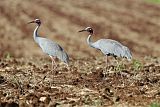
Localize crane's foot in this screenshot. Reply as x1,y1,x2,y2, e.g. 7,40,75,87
39,67,56,83
65,63,70,71
51,66,59,75
36,71,50,84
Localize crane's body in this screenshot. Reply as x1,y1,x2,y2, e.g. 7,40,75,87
39,38,68,62
28,19,69,70
79,27,132,64
88,38,132,60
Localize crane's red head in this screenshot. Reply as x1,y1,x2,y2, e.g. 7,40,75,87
78,27,93,34
28,19,41,25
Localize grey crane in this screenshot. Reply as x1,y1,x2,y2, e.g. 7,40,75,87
79,27,132,64
28,19,69,70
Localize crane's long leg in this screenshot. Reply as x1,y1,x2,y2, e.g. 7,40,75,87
103,56,108,79
104,56,113,78
105,56,109,67
42,56,57,82
50,56,57,71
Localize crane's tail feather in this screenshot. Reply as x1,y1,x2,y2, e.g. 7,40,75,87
56,51,69,65
124,47,132,61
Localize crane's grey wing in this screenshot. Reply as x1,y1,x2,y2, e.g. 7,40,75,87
37,38,69,64
37,38,63,54
93,39,132,60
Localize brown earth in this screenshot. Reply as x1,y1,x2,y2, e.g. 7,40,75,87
0,0,160,106
0,57,160,107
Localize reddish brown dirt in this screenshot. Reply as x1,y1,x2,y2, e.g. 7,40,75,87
0,57,160,107
0,0,160,58
0,0,160,106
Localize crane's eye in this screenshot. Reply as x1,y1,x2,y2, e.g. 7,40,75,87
89,28,92,32
87,28,93,33
36,20,41,24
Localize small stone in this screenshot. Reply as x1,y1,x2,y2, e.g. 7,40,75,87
39,97,47,102
28,89,34,93
96,66,100,70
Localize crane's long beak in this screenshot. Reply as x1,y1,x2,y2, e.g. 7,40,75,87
27,20,35,24
78,29,86,32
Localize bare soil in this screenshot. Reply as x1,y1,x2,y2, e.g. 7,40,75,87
0,57,160,107
0,0,160,106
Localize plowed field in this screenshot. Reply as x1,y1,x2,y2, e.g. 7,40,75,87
0,0,160,106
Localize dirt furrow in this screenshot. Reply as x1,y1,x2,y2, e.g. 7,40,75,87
67,0,160,56
37,0,160,56
109,0,160,19
102,0,160,41
68,0,160,45
0,0,159,58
